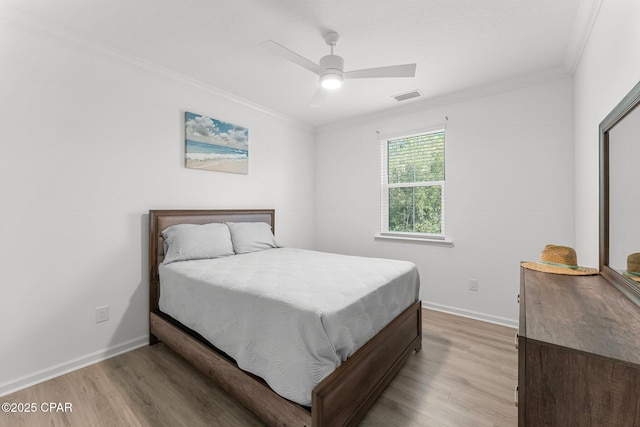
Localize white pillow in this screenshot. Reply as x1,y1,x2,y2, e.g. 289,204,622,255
162,223,234,264
226,222,280,254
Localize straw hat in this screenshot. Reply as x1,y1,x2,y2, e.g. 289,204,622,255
521,244,598,275
624,253,640,282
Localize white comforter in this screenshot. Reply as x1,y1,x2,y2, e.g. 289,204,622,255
158,247,420,406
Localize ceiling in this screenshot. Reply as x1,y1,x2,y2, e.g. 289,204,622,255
1,0,594,128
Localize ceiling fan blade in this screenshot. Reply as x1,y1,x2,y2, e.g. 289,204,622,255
308,87,329,108
260,40,324,75
344,63,416,79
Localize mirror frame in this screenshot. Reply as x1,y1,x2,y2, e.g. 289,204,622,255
599,79,640,302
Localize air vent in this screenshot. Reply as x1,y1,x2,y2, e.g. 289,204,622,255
393,90,422,102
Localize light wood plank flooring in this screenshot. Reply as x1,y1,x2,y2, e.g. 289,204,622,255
1,309,517,426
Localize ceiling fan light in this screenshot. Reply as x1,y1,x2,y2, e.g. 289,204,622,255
320,73,343,90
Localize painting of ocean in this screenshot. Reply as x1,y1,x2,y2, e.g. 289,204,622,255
185,112,248,174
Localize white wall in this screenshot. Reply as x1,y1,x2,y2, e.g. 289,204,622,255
573,0,640,267
315,78,574,325
0,19,316,394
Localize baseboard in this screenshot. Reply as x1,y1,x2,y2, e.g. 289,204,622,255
0,335,149,397
422,301,518,328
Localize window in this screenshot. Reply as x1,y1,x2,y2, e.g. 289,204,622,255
381,128,446,239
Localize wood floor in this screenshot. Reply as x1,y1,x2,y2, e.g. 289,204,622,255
1,309,517,427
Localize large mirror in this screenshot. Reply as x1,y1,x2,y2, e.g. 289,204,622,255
600,80,640,302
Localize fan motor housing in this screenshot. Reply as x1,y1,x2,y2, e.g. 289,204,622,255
320,55,344,74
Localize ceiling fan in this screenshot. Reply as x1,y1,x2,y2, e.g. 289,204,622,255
260,31,417,107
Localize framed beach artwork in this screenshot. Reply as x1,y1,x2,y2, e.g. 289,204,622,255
185,111,249,174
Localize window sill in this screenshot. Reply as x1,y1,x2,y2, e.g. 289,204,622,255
374,234,454,247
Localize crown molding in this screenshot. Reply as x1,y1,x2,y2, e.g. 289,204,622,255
316,67,572,134
564,0,603,74
0,4,313,133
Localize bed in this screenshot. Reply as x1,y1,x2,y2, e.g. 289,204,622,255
149,209,422,426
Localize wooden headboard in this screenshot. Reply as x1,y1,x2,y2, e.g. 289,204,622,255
148,209,275,312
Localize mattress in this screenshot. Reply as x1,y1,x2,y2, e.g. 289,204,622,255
158,247,420,406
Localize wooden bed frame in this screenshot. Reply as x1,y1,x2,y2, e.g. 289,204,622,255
149,209,422,426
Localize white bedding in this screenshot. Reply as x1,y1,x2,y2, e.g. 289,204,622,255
158,247,420,406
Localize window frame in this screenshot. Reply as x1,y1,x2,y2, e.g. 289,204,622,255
379,127,449,243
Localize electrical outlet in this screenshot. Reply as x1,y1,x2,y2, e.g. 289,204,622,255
469,279,479,292
96,306,109,323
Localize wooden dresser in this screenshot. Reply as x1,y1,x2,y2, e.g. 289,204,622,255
518,266,640,426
